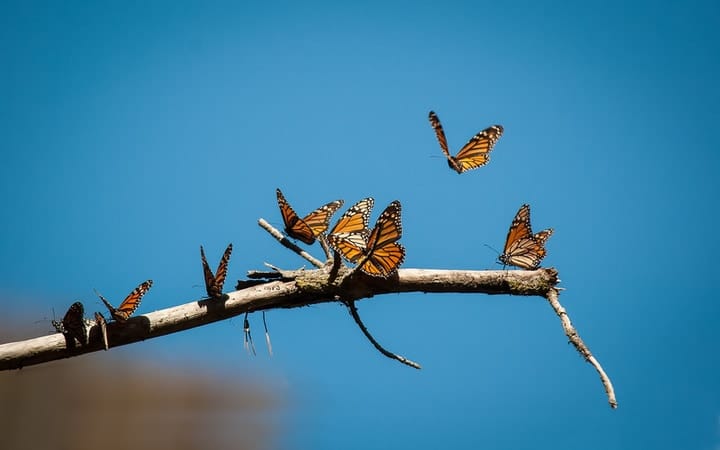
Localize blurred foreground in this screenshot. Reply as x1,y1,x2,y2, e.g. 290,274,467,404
0,327,281,450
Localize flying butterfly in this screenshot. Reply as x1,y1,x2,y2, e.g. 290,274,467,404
428,110,504,174
94,311,109,350
52,301,88,346
327,197,374,252
97,279,153,322
200,243,233,299
276,188,344,245
329,200,406,278
498,204,553,270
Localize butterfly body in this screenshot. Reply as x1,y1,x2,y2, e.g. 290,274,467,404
329,200,405,278
276,189,344,245
200,243,233,299
428,111,503,174
499,204,553,270
52,301,88,345
98,279,153,322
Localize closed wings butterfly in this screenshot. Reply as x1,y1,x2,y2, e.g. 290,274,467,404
276,188,344,245
94,311,109,350
428,111,504,174
52,301,88,346
329,200,406,278
97,279,153,322
327,197,374,251
498,204,553,270
200,243,233,299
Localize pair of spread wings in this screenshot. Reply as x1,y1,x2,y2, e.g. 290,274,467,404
200,243,233,299
276,188,344,245
499,204,553,270
428,111,504,174
327,198,405,278
97,279,153,322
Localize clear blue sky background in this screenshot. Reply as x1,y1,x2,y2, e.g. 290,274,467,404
1,1,719,449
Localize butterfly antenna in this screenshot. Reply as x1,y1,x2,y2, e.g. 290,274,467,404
47,307,64,333
243,312,256,356
483,243,500,256
262,311,273,357
37,308,56,326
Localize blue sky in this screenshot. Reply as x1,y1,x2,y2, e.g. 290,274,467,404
1,1,719,449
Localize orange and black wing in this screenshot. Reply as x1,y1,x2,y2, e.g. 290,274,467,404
534,228,554,245
328,233,367,263
200,244,232,298
53,301,87,345
327,198,374,262
499,204,551,269
358,242,405,277
451,125,504,173
101,279,152,322
276,189,343,245
428,110,452,161
200,245,216,296
276,188,315,245
301,200,344,238
357,201,406,277
212,243,233,297
428,111,503,174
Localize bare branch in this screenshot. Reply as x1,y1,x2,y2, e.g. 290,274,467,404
544,288,618,408
1,268,552,370
344,299,421,369
0,266,616,409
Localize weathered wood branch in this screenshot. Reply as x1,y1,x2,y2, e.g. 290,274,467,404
0,268,554,368
544,287,618,408
0,264,616,408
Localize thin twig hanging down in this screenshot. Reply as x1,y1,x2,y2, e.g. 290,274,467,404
243,312,256,356
258,218,324,268
544,288,618,408
344,299,421,369
262,311,273,357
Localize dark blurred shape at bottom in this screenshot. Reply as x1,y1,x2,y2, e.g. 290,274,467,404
0,330,281,450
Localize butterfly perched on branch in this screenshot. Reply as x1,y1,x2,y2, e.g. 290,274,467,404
428,111,504,174
499,204,553,269
93,311,109,350
276,188,344,245
52,301,88,346
97,279,153,322
200,243,233,299
329,200,406,278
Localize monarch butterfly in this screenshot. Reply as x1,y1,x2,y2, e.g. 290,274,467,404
428,111,504,174
329,200,406,278
200,243,233,299
52,301,88,346
97,279,153,322
498,204,553,269
94,311,109,350
276,188,344,245
327,197,375,250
